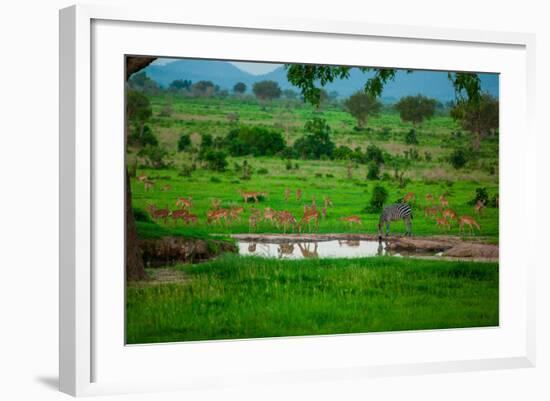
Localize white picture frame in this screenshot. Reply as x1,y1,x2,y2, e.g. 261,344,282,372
59,4,536,397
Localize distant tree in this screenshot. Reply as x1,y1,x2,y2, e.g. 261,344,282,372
126,89,152,140
233,82,247,94
224,126,285,157
450,93,499,152
344,91,382,129
252,80,282,105
204,150,228,172
191,80,216,97
394,95,437,126
283,89,298,99
201,133,213,148
293,118,335,159
169,79,192,91
128,71,159,93
177,133,191,152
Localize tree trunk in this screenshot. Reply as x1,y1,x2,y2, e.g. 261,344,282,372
125,56,156,281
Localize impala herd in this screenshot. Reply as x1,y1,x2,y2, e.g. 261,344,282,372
138,175,493,237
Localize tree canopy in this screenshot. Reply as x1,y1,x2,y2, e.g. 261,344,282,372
394,95,437,125
343,91,382,128
233,82,247,94
252,80,282,102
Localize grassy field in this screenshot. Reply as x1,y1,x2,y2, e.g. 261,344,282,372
126,255,499,344
130,94,499,240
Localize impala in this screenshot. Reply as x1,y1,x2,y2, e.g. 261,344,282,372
340,215,362,228
298,209,320,233
439,195,449,208
403,191,416,204
176,196,193,209
458,215,481,235
435,217,451,231
474,200,485,215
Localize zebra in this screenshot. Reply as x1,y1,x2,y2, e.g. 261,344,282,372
378,203,413,239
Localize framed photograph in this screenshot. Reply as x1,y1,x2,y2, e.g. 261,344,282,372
59,4,536,397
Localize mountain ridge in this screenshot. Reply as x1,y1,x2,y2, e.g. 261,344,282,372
143,59,499,102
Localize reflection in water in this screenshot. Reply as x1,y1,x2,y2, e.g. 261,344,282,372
238,239,393,259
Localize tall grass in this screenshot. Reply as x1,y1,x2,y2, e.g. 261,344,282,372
126,255,499,344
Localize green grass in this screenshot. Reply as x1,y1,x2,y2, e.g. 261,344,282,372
129,93,499,240
126,255,499,344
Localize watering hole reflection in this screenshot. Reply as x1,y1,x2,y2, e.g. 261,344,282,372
238,240,400,259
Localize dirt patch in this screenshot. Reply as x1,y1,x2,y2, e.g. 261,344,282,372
139,237,237,267
443,243,499,259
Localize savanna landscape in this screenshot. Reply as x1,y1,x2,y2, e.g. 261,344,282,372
125,57,500,344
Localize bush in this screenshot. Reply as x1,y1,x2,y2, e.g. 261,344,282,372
449,148,468,169
133,207,152,223
403,148,420,161
325,173,334,178
468,187,490,206
128,125,158,147
137,145,169,169
257,167,269,175
204,150,228,172
333,145,354,160
177,133,191,152
365,144,384,165
225,125,285,156
365,185,389,213
378,127,392,140
405,129,419,145
201,133,213,148
210,176,222,183
178,164,194,177
366,162,380,180
424,151,433,162
285,159,293,170
293,118,335,159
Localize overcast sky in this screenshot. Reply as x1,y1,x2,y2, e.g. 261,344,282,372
152,58,281,75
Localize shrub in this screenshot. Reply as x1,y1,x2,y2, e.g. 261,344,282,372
449,148,468,169
133,207,153,223
366,162,380,180
365,144,384,165
468,187,490,206
293,118,335,159
225,125,285,156
424,151,433,162
365,184,389,213
177,133,191,152
257,167,269,175
137,145,169,169
128,125,158,147
315,173,323,178
178,164,194,177
285,159,293,170
333,145,354,160
294,163,300,170
159,103,173,117
378,127,392,140
405,129,419,145
201,133,213,148
210,176,222,183
403,148,420,161
325,173,334,178
204,150,228,172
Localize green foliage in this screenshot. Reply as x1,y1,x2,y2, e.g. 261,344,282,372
293,118,335,159
405,129,419,145
137,145,169,169
132,207,152,223
128,125,158,147
191,80,216,97
365,184,389,213
128,71,159,93
177,133,191,152
365,144,384,165
178,164,194,177
394,95,437,125
225,126,285,157
449,148,468,169
257,167,269,175
344,91,382,128
204,150,228,172
169,79,192,91
252,80,282,102
285,159,293,170
126,89,152,130
424,151,433,162
468,187,490,206
333,145,354,160
210,176,222,183
450,93,499,151
366,162,381,180
233,82,247,94
201,133,213,148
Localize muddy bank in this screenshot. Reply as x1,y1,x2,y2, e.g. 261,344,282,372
139,237,237,267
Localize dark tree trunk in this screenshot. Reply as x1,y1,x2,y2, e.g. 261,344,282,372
125,56,156,281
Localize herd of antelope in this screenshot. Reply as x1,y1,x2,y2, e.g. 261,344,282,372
138,174,493,237
419,191,488,235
